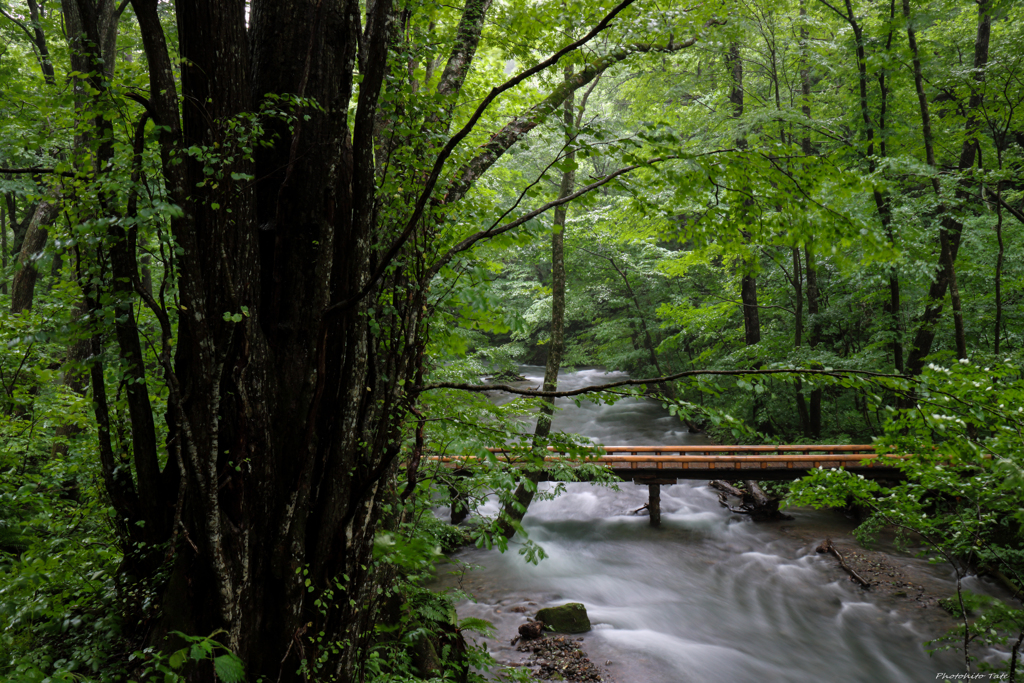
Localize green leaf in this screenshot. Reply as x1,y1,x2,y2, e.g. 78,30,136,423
169,649,188,669
213,654,245,683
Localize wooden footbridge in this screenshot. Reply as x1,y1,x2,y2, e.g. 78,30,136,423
433,444,901,527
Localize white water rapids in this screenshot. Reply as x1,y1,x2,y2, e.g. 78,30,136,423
430,367,1002,682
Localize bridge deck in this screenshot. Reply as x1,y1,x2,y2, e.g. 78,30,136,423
434,445,903,482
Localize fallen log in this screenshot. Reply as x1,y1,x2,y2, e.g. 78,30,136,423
709,480,791,521
709,479,745,500
816,538,870,587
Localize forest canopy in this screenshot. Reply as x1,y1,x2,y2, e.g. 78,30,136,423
0,0,1023,680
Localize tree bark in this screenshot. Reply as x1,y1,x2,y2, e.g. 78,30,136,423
10,200,37,256
10,199,59,314
797,10,818,436
725,42,760,352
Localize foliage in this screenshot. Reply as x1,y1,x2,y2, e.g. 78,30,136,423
0,0,1024,678
788,358,1024,673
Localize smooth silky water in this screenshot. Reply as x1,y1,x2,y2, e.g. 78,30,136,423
431,367,973,682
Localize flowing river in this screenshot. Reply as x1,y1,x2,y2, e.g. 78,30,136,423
431,367,1002,682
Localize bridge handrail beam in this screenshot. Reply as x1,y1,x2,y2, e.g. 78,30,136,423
431,452,899,466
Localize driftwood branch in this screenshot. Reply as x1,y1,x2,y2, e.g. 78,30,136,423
816,538,871,587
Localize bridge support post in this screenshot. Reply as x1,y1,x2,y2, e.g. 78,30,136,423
648,484,661,527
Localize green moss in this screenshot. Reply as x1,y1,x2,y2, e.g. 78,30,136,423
535,603,591,634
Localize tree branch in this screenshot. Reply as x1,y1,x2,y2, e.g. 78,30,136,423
324,0,641,316
0,8,38,45
984,183,1024,225
0,167,75,177
444,36,706,205
425,156,676,280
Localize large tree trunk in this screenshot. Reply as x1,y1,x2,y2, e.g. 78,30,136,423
83,0,662,677
117,0,413,678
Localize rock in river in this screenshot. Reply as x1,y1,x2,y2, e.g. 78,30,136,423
535,603,591,634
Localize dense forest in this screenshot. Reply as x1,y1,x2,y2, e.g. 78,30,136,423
0,0,1023,680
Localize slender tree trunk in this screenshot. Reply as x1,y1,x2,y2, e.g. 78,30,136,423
726,42,761,354
903,0,990,372
725,51,761,357
26,0,56,84
499,68,577,539
1,201,7,295
877,0,903,373
799,0,812,151
741,275,761,346
994,182,1004,355
836,0,904,373
797,5,818,437
51,302,92,459
791,247,809,435
805,245,821,438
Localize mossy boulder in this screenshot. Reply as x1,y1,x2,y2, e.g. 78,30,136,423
488,370,526,382
535,602,591,633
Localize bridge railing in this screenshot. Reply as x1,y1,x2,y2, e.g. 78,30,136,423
431,444,900,473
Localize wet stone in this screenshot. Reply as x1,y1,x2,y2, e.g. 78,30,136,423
535,602,591,633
